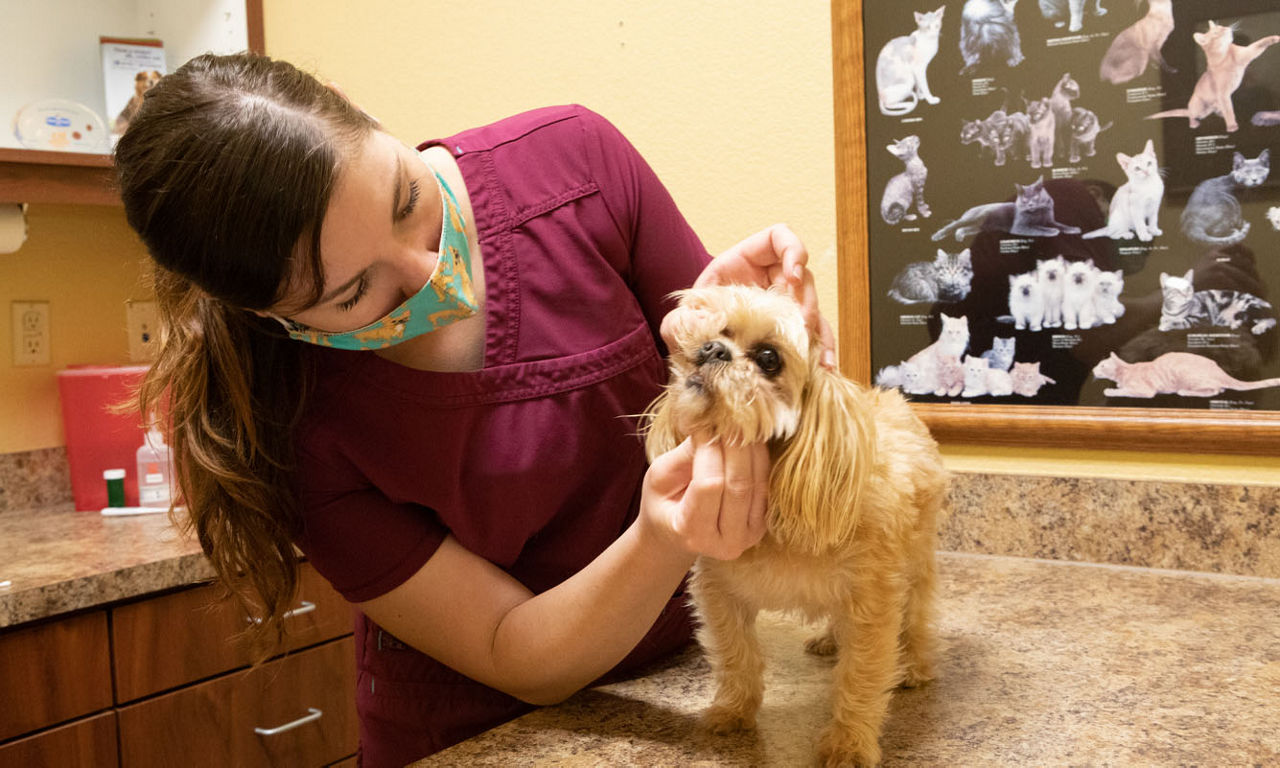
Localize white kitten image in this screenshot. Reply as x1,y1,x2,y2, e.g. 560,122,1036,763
1037,256,1066,329
1062,259,1099,330
1009,271,1045,331
1268,206,1280,231
1092,268,1126,325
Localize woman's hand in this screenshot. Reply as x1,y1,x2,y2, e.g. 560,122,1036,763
677,223,836,368
640,432,769,561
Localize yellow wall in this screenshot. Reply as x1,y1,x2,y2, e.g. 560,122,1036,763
5,2,1279,484
0,205,150,452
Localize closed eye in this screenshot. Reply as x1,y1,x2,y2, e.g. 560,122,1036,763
398,179,421,221
337,275,369,312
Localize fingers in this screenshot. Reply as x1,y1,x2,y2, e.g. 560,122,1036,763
687,434,770,560
769,223,809,287
695,223,805,289
682,432,727,547
747,441,770,541
646,436,696,498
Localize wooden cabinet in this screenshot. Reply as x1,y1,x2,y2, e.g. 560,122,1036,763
0,562,356,767
0,711,118,768
0,610,112,742
112,564,353,702
118,638,357,768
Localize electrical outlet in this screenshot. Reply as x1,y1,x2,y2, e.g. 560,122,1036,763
126,300,159,363
11,301,50,366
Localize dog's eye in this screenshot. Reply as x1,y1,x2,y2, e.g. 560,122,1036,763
753,346,782,376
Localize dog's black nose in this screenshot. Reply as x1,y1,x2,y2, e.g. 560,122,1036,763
695,340,732,366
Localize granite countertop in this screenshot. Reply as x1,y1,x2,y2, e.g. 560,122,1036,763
0,506,212,628
417,553,1280,767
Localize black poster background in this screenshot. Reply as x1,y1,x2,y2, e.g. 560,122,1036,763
862,0,1280,411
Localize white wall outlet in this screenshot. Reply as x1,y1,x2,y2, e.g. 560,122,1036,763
11,301,51,366
126,300,160,363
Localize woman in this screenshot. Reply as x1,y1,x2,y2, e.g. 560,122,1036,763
116,52,832,766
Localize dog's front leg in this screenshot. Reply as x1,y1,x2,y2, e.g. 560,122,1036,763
692,567,764,733
818,584,905,767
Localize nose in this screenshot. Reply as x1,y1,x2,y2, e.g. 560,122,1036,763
695,340,733,366
389,227,440,299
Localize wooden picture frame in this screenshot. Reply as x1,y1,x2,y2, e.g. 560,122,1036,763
831,0,1280,454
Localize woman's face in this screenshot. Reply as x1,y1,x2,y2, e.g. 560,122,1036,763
275,129,442,333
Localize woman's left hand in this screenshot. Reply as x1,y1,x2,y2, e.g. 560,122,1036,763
682,223,836,368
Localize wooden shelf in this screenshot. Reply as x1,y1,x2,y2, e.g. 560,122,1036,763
0,148,119,206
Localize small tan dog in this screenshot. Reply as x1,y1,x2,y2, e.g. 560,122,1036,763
115,70,164,133
644,285,948,767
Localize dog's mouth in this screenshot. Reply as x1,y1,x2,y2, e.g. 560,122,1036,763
684,373,705,391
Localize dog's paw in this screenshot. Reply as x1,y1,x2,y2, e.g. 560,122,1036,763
898,666,934,689
804,632,839,657
898,660,935,688
699,705,757,735
817,725,881,767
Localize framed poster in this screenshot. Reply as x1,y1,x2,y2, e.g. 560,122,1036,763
832,0,1280,453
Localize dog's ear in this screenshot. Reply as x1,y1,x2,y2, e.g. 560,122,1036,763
768,365,874,554
640,389,685,463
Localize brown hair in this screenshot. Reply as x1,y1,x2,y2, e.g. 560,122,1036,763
114,52,378,656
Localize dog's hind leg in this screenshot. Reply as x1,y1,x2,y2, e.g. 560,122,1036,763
693,572,765,734
898,547,939,688
818,579,905,768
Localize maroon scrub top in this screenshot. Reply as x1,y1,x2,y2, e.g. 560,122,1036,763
292,105,711,767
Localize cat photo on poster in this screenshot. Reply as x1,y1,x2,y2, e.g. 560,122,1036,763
859,0,1280,414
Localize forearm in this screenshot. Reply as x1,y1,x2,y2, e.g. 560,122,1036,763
489,518,695,705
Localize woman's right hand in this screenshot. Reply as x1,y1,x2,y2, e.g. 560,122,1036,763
640,432,770,561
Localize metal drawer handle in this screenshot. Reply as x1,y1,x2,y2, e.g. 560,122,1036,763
254,707,323,736
249,600,316,624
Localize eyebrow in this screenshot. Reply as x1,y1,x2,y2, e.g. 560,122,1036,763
318,154,404,305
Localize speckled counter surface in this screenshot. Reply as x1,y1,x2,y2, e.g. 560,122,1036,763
0,506,211,628
416,553,1280,767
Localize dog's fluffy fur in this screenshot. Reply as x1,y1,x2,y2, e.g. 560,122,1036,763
643,285,949,767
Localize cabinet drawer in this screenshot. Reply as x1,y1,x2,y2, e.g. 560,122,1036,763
0,611,112,741
118,636,357,768
112,562,352,701
0,711,118,768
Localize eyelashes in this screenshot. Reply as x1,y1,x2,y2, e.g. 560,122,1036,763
337,275,369,312
399,178,421,221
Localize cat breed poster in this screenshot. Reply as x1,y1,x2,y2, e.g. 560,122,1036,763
864,0,1280,411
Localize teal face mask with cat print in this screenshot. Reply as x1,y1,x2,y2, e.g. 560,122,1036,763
278,167,478,351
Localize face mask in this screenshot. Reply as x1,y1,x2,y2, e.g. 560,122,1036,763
277,165,478,351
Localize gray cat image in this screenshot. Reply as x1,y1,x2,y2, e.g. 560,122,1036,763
880,135,931,225
979,336,1016,371
1181,150,1270,246
877,7,945,116
960,0,1025,75
888,248,974,304
961,108,1030,166
1039,0,1106,33
933,176,1081,241
1068,107,1111,162
1159,270,1277,336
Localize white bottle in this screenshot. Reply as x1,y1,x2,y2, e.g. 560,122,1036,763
136,425,172,508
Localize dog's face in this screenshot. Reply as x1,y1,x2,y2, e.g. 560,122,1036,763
660,285,812,445
135,70,163,96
